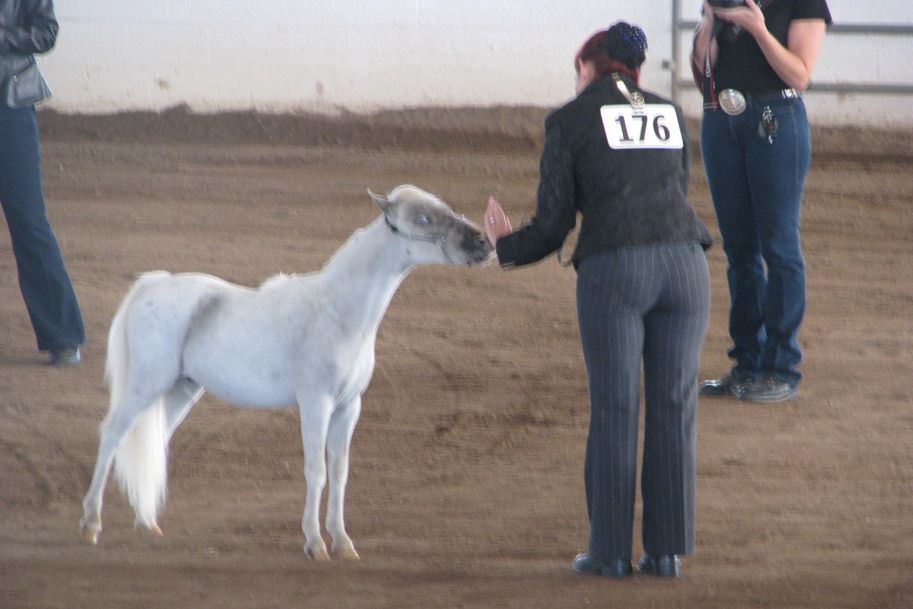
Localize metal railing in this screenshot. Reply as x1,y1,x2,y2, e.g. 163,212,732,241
668,2,913,103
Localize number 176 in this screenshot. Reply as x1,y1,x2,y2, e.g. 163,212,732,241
615,114,672,142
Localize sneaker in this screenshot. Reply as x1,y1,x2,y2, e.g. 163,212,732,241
49,347,81,367
740,377,797,403
699,370,752,398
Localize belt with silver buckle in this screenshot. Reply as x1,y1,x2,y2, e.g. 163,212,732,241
715,88,801,116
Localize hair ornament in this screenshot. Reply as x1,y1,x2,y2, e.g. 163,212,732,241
603,21,648,69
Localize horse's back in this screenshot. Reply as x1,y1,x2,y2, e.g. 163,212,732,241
127,271,251,310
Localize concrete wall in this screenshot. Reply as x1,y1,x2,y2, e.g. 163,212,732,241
35,0,913,126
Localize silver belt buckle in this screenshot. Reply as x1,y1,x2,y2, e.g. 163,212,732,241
718,89,747,115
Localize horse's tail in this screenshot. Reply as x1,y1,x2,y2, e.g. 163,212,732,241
106,271,172,530
114,397,167,530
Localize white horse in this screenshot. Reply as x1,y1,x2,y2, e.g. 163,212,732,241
79,185,492,560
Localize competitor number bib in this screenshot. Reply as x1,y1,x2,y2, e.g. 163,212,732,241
600,104,684,150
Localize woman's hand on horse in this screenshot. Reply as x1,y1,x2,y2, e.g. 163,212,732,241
483,197,512,247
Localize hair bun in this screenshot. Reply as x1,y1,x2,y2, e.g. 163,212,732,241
603,21,648,70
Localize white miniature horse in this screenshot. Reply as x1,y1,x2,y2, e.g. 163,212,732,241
80,185,492,561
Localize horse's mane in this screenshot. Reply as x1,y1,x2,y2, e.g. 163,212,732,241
260,273,291,289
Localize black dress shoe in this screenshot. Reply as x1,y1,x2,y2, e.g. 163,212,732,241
572,553,633,578
636,554,681,577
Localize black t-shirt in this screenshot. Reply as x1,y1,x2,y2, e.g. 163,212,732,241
713,0,833,94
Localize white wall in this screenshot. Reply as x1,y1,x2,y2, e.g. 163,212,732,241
36,0,913,126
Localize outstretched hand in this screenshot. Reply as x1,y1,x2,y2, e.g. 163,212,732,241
483,197,512,248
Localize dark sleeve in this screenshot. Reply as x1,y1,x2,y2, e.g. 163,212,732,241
792,0,833,25
495,114,577,268
0,0,59,56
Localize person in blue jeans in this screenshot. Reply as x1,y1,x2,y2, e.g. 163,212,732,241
1,0,84,366
691,0,831,402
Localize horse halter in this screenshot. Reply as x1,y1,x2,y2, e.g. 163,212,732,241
382,212,460,264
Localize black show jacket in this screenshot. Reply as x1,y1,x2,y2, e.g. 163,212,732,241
495,74,712,269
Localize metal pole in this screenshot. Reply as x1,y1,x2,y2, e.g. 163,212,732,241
675,78,913,96
677,20,913,36
671,0,681,103
670,17,913,97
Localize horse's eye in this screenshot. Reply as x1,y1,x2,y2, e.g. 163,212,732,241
415,214,431,226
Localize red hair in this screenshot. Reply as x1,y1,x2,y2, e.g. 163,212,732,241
575,30,641,84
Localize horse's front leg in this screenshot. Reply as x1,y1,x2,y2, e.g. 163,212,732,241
326,395,362,560
298,392,334,561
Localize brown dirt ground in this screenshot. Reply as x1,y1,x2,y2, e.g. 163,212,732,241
1,108,911,609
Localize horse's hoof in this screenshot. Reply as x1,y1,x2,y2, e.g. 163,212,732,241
134,519,164,537
334,546,360,561
80,521,100,545
304,544,331,562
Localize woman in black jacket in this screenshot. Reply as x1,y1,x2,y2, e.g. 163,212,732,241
484,22,711,578
1,0,84,365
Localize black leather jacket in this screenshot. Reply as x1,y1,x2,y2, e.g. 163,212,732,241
496,74,712,269
0,0,57,103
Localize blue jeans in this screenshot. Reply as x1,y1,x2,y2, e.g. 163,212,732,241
700,96,810,387
0,105,84,352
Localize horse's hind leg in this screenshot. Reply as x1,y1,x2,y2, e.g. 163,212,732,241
164,378,204,444
325,395,361,560
80,378,197,544
80,397,155,544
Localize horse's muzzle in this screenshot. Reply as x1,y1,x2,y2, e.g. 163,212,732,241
463,230,494,265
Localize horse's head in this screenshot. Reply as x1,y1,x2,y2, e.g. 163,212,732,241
368,185,493,266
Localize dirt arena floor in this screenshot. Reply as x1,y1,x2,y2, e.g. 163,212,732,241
1,107,911,609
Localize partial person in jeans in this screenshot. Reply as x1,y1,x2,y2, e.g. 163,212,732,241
691,0,831,402
485,22,712,579
1,0,84,366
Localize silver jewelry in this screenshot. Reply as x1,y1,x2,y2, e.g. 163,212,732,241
718,88,747,115
613,73,646,111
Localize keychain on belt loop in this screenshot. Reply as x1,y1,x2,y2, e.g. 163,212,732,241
759,105,778,144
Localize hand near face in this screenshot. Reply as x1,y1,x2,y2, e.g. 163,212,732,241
712,1,766,38
483,197,512,248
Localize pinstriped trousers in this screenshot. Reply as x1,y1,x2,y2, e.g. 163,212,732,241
576,242,709,561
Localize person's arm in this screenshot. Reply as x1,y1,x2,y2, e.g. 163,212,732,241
713,2,827,90
0,0,59,56
690,1,719,86
485,114,577,268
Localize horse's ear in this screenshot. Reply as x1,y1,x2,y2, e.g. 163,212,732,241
368,189,391,213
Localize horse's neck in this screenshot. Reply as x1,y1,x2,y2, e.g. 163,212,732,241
318,217,413,335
